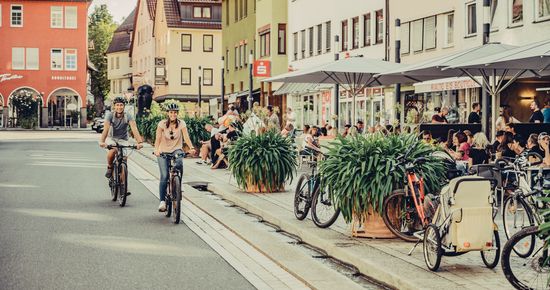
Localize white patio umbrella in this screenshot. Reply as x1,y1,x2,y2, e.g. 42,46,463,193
263,56,406,125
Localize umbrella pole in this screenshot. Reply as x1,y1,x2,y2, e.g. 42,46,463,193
491,69,497,141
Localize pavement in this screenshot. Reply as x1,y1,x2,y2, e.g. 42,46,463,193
130,143,516,290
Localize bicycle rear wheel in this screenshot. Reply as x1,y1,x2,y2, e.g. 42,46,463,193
503,195,535,257
423,224,442,271
294,174,312,220
382,190,421,242
172,176,181,224
501,225,549,290
118,162,128,207
311,184,340,228
110,175,117,201
480,230,500,269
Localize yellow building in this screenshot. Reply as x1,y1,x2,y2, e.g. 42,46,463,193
130,0,157,90
153,0,222,116
107,9,135,102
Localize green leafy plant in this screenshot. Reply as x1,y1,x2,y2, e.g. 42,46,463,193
228,130,297,193
319,133,447,223
183,115,211,148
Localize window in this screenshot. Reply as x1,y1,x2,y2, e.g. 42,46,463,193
225,0,229,25
204,7,211,18
181,34,192,51
293,32,298,60
65,6,77,28
51,6,63,28
240,44,244,67
225,49,229,71
536,0,550,21
110,57,114,70
278,24,286,54
65,49,77,70
509,0,523,26
181,68,191,85
352,17,359,49
466,2,477,35
203,34,213,52
244,43,248,65
445,13,454,46
363,13,371,46
300,29,305,58
325,21,331,52
308,27,314,56
490,0,500,29
193,6,211,19
243,0,247,18
12,47,24,70
259,31,270,57
316,24,322,54
194,7,201,18
423,16,436,50
116,56,120,69
412,19,423,52
25,48,39,70
375,10,383,44
51,49,63,70
11,5,23,27
341,20,348,51
239,0,243,19
234,46,238,69
401,22,410,54
234,0,238,22
203,68,213,86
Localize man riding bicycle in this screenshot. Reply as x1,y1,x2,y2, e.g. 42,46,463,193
99,96,144,178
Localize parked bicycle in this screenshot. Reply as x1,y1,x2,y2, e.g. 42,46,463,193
294,153,340,228
106,142,137,207
158,152,185,224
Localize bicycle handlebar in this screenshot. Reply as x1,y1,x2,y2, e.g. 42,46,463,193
155,152,186,159
106,144,138,150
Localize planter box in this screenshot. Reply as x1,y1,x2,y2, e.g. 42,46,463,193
245,176,284,193
351,206,395,239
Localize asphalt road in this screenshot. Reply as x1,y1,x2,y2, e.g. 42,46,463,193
0,137,255,290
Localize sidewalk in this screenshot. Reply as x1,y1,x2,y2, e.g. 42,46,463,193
134,144,513,290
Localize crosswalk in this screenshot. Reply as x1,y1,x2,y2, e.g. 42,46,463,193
27,150,104,169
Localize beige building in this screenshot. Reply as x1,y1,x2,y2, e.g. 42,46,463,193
153,0,222,116
106,10,136,102
130,0,157,90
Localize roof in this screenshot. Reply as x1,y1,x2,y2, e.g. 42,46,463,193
165,0,221,29
146,0,157,20
107,9,136,54
115,9,136,33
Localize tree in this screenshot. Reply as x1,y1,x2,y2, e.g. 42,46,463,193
88,5,117,115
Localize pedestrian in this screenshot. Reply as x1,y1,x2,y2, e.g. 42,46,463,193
529,101,544,123
468,103,481,124
431,107,449,124
266,105,280,132
543,100,550,123
153,103,196,212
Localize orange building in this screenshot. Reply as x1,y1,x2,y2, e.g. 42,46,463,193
0,0,90,128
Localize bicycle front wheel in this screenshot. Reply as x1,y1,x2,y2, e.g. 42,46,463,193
382,190,421,242
501,225,549,290
503,195,535,257
294,174,312,220
118,162,128,207
311,184,340,228
172,176,181,224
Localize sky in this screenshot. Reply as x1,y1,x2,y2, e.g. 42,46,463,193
89,0,138,24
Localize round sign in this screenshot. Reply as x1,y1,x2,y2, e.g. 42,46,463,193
67,104,77,111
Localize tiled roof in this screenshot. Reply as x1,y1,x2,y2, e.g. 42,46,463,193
115,9,136,33
106,32,132,54
165,0,221,29
146,0,157,20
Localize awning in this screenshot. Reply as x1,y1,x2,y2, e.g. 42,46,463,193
413,77,482,94
226,89,261,103
273,83,320,96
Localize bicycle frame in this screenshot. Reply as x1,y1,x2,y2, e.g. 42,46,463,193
406,171,428,227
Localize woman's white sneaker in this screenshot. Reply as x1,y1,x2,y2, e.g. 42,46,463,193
158,201,167,212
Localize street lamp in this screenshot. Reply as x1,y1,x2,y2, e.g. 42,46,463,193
198,66,202,116
248,50,254,110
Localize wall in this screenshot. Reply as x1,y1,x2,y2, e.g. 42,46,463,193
131,0,155,89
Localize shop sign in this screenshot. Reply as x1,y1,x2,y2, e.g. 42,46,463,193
52,76,77,81
253,60,271,77
414,77,481,94
0,73,23,83
155,57,167,85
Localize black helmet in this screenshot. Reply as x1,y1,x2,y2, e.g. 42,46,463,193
113,96,126,105
166,103,180,111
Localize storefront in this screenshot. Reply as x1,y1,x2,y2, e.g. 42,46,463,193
286,86,332,130
47,88,81,128
339,87,387,128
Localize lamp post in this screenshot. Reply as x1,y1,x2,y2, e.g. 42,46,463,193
395,19,403,127
198,66,202,116
221,56,225,115
334,35,339,129
482,0,491,136
248,50,254,110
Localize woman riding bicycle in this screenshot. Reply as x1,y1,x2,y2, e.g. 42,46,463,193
153,103,196,212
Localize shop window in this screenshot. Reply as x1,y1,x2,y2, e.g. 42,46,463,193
509,0,523,26
203,68,213,86
466,1,477,35
11,5,23,27
536,0,550,21
181,68,191,85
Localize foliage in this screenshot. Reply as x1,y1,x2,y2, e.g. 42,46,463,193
319,133,447,223
228,130,297,192
183,115,212,148
88,4,117,114
11,89,39,129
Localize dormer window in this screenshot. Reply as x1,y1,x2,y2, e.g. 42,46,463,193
193,6,211,19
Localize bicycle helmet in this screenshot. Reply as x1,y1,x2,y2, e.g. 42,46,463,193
113,96,126,105
166,103,180,111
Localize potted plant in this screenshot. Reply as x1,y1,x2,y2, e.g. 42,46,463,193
228,130,297,193
319,133,447,238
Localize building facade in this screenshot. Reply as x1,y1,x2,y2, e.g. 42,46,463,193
107,9,135,103
285,0,389,130
153,0,222,116
130,0,157,92
0,0,90,128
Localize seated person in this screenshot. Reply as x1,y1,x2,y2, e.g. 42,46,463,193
508,135,526,157
490,130,506,155
197,124,219,165
281,123,294,138
301,127,321,156
421,130,433,144
470,132,490,165
212,123,240,169
496,131,516,160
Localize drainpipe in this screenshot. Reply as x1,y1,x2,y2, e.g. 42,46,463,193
395,19,402,127
384,0,390,61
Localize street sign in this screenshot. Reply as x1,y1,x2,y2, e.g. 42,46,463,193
253,60,271,77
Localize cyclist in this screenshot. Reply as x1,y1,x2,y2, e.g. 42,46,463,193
99,96,144,178
153,103,196,212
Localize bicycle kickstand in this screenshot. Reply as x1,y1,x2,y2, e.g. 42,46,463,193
407,231,424,256
407,239,421,256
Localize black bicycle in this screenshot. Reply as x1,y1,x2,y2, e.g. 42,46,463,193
106,143,137,207
158,152,185,224
294,154,340,228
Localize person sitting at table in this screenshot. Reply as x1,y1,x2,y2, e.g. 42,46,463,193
526,133,545,157
301,127,321,156
442,129,457,151
447,131,470,162
464,130,474,145
496,105,520,131
496,131,516,160
470,132,490,165
421,130,433,144
508,135,527,157
491,130,506,155
341,124,351,138
431,107,449,124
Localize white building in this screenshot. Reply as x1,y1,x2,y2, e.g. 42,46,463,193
130,0,157,90
284,0,391,130
107,10,135,102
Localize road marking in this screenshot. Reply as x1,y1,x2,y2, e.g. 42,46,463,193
127,159,310,290
31,162,103,168
29,156,95,162
11,208,112,222
0,183,38,188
